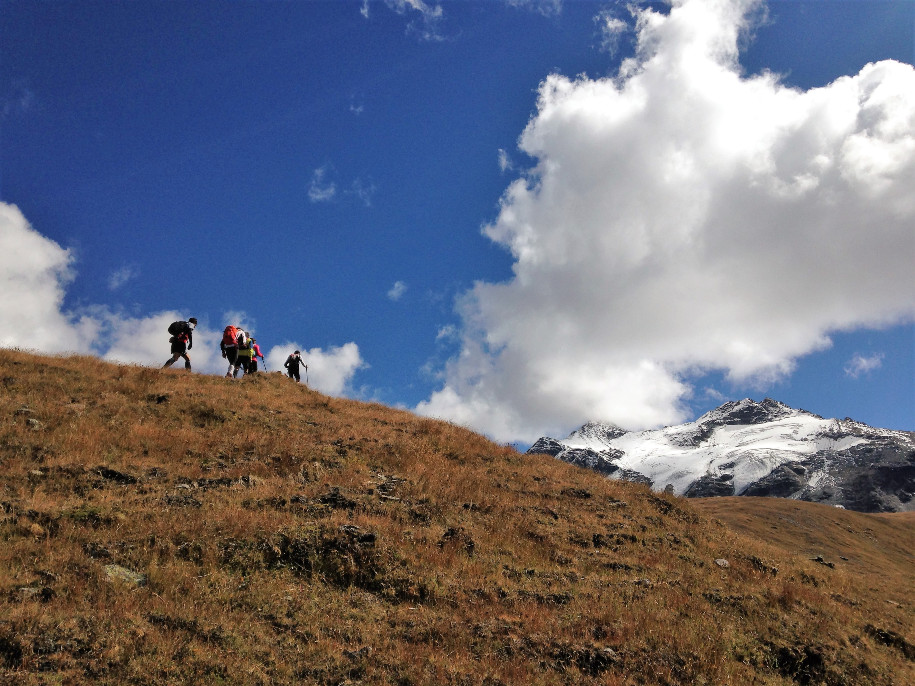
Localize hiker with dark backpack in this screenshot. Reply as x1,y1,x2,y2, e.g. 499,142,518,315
284,350,307,383
162,318,197,371
220,325,246,378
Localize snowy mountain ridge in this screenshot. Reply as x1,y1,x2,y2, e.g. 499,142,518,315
527,398,915,512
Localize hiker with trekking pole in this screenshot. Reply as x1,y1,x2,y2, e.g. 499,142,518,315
284,350,307,383
249,338,266,373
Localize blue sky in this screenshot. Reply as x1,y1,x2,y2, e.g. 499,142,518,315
1,0,913,442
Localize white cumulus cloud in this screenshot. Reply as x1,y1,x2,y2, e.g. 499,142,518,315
0,203,88,353
418,0,915,443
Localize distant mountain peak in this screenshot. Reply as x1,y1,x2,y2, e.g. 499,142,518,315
528,398,915,513
568,421,627,443
695,397,816,428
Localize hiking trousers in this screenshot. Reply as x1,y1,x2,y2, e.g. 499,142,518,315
224,346,239,377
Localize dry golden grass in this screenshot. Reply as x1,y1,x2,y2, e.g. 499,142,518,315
0,349,913,685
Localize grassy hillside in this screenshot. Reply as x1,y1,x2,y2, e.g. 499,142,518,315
1,350,912,685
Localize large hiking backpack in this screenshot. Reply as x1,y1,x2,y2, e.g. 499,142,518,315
168,320,188,337
222,325,240,347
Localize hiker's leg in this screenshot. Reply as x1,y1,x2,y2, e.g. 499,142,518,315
225,349,238,378
182,353,191,370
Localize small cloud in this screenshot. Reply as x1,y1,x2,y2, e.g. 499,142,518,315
505,0,562,18
309,166,374,207
498,148,513,173
349,92,365,115
382,0,446,42
387,281,408,301
436,324,458,342
349,177,376,207
595,9,628,55
386,0,441,19
308,166,337,203
107,265,138,291
844,353,884,379
360,0,370,19
702,387,727,403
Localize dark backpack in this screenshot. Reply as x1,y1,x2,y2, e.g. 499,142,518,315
168,321,189,337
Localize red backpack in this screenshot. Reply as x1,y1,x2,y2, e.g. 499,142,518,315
222,325,239,347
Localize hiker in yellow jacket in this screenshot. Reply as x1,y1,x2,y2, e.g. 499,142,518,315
235,331,254,377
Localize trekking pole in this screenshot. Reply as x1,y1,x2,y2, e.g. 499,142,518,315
305,364,309,385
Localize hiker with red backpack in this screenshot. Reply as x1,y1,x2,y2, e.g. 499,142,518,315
220,325,248,378
162,318,197,371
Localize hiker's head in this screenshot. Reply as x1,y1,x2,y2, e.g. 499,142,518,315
188,317,197,327
294,350,300,355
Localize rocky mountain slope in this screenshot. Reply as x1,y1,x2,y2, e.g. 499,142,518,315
528,398,915,512
2,353,913,685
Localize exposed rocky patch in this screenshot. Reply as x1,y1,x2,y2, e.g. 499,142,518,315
684,473,735,498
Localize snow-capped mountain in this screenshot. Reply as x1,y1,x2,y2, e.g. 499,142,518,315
527,398,915,513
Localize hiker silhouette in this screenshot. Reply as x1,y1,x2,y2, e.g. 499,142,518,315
220,325,248,378
284,350,307,383
162,318,197,371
